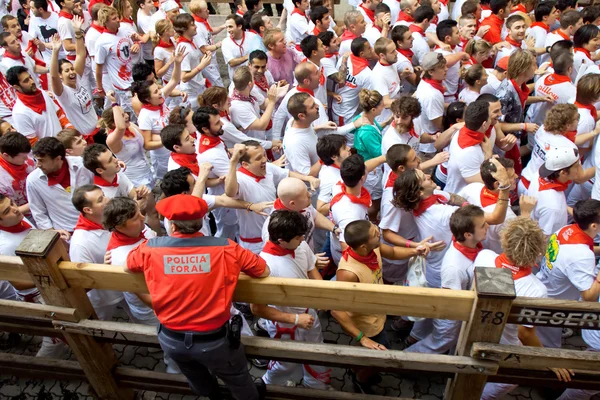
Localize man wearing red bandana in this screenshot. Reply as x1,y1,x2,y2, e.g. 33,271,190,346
57,0,77,61
395,0,418,27
527,2,557,62
189,0,226,87
248,50,278,101
542,9,583,63
475,217,566,399
221,14,259,81
371,37,401,123
299,35,329,107
434,20,469,102
26,137,93,232
408,5,434,65
494,15,530,64
406,205,488,354
357,0,379,27
254,210,332,390
28,0,63,64
286,0,311,52
390,25,418,95
332,219,425,394
160,124,199,177
480,0,511,44
0,133,35,216
537,199,600,350
0,34,46,90
528,147,582,235
338,10,367,56
225,142,319,254
315,135,350,214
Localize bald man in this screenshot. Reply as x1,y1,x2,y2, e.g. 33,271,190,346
189,0,226,87
261,177,339,252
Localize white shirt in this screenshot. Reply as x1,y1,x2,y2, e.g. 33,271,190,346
177,40,207,97
234,163,289,253
521,126,577,185
230,96,269,142
0,70,16,119
381,124,420,155
0,51,40,87
95,172,134,199
57,14,76,59
153,45,175,84
481,70,502,95
329,185,370,264
0,157,35,208
572,49,594,83
193,18,218,67
384,0,401,24
411,30,429,65
85,23,103,61
114,127,154,188
441,242,476,291
414,79,445,155
13,90,62,142
286,9,311,45
221,116,272,150
445,129,494,194
528,172,569,235
395,50,415,95
55,79,97,136
317,164,341,204
364,25,384,48
0,219,33,256
458,88,480,104
283,125,319,175
95,30,133,91
332,56,373,125
435,47,460,98
136,9,154,61
272,86,329,141
137,103,170,135
526,74,576,126
372,62,402,123
118,20,142,64
26,156,94,231
28,12,64,65
261,206,318,249
542,30,570,63
221,31,259,80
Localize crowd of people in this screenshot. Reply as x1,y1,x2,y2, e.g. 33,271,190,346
0,0,600,398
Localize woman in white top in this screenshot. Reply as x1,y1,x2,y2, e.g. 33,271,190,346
133,46,185,181
113,0,143,64
49,18,98,140
102,98,161,234
458,64,489,104
153,20,177,86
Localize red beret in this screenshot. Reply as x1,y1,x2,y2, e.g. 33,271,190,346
496,57,509,71
156,195,209,221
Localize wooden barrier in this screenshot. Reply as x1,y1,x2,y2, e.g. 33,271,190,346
0,230,600,399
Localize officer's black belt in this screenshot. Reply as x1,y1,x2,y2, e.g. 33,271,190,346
160,324,227,342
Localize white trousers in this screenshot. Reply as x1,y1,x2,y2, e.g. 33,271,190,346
262,309,331,389
481,382,518,399
405,318,461,354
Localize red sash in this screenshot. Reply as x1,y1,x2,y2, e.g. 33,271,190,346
74,215,104,231
329,183,371,209
94,174,119,187
46,161,70,189
171,152,199,176
423,78,445,95
556,223,594,251
510,79,529,109
543,73,571,86
0,219,31,233
480,187,499,208
457,126,485,148
452,238,482,261
349,54,370,75
17,90,46,114
538,176,570,192
384,171,398,189
575,101,598,121
192,14,213,32
106,230,146,251
530,22,550,33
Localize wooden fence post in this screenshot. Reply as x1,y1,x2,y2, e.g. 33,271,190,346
446,266,516,400
15,230,133,400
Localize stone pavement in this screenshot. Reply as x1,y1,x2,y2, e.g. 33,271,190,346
1,306,597,400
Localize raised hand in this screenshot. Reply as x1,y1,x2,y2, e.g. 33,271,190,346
72,15,84,32
50,33,62,51
174,45,187,64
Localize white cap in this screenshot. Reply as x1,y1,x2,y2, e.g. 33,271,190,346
161,0,179,12
539,147,579,178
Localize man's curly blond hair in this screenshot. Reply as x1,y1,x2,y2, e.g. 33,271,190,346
500,217,546,267
544,104,578,134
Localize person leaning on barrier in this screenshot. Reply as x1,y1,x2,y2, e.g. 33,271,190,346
124,194,270,400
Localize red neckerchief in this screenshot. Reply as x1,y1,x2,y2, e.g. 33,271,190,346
468,55,478,65
192,14,212,32
349,54,370,75
142,102,165,116
495,252,532,279
481,4,491,10
575,101,598,120
230,31,246,56
530,21,550,32
480,186,499,207
563,130,577,143
106,230,146,251
342,247,379,271
574,47,591,59
556,29,570,40
397,48,414,59
58,10,73,19
384,171,398,188
262,240,295,258
177,35,197,50
397,10,414,22
90,22,105,33
510,79,529,109
74,215,104,231
248,28,259,35
457,126,485,148
460,37,469,49
110,127,135,139
231,88,256,104
543,73,571,86
452,237,482,261
423,78,446,95
324,52,338,58
439,0,448,5
297,86,315,97
17,90,46,114
121,17,134,24
505,36,522,48
339,30,358,42
236,9,244,16
219,110,231,121
329,182,372,209
199,134,223,153
171,152,199,176
0,157,28,190
254,73,270,93
238,167,265,182
359,3,375,23
538,176,570,192
0,219,31,233
511,4,527,13
94,174,119,187
4,50,25,64
409,24,425,36
312,26,323,35
413,194,447,217
292,7,309,22
156,39,174,48
46,160,70,189
556,223,594,251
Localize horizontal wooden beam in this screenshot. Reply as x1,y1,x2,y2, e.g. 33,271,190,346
0,299,79,322
471,342,600,372
52,319,497,375
491,368,600,390
0,255,32,283
58,261,476,320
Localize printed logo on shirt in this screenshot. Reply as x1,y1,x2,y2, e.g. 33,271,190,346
164,254,211,274
544,233,559,270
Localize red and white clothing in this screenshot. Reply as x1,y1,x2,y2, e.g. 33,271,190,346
167,152,199,178
26,156,93,231
527,173,570,235
383,0,401,25
364,24,384,47
494,39,529,65
395,11,415,27
28,13,65,64
329,183,370,264
357,3,376,26
519,126,577,194
296,58,327,107
153,40,176,84
261,204,318,250
57,11,76,60
118,17,143,64
193,16,223,87
138,100,171,180
13,90,63,143
220,112,272,150
572,47,595,83
435,46,461,101
85,22,104,62
286,8,311,49
0,70,16,122
372,61,402,123
381,122,421,181
94,172,134,199
113,126,154,188
410,25,430,65
526,73,575,126
481,69,503,95
136,9,154,62
230,92,270,143
259,241,331,389
221,31,259,81
445,126,495,194
338,31,359,58
233,163,289,254
0,156,35,209
458,88,481,104
177,37,208,109
0,51,41,88
527,22,550,63
55,78,98,137
395,49,416,95
414,78,445,154
282,125,319,176
95,29,133,92
321,53,340,84
542,29,571,63
567,103,597,205
317,164,341,206
332,55,373,134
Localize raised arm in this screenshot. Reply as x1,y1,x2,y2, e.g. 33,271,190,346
72,16,86,76
224,144,246,197
162,46,185,97
49,34,64,96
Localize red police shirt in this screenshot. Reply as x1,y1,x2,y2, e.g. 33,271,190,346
127,232,267,331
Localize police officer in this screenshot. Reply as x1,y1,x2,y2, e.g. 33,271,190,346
125,194,270,400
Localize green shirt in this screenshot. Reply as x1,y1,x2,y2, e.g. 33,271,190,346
353,115,383,161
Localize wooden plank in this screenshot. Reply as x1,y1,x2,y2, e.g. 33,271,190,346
509,298,600,330
491,368,600,390
53,319,497,375
0,299,79,322
0,255,33,283
0,352,83,375
57,262,476,321
0,321,62,337
471,342,600,371
446,267,516,400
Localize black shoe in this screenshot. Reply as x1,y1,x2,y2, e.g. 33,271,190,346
253,321,269,337
350,371,376,395
255,378,267,399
